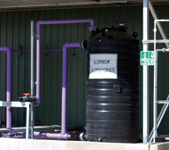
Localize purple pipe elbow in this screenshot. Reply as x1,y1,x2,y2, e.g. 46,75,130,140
36,19,96,105
0,47,12,129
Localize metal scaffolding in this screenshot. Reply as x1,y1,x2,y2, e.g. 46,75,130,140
143,0,169,143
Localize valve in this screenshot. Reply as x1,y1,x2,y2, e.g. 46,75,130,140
28,96,37,102
17,93,37,102
71,131,80,140
17,97,24,102
23,93,30,97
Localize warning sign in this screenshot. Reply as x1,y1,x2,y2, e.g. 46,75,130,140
89,54,118,79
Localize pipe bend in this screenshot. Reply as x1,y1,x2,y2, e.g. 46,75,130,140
0,46,11,53
5,47,12,56
63,43,70,49
63,42,81,50
4,46,11,52
87,18,95,27
36,20,42,27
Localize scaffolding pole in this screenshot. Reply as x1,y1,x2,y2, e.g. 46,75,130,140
143,0,149,144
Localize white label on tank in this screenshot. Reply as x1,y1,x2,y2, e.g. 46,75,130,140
89,54,118,79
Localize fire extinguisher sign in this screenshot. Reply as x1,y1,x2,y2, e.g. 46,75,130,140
89,53,118,79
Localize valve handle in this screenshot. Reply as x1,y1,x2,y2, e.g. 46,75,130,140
23,93,30,97
73,130,79,133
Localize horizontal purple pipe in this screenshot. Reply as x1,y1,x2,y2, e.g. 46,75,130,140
4,133,71,139
0,47,12,130
36,19,96,105
40,133,71,139
37,19,96,30
12,49,84,52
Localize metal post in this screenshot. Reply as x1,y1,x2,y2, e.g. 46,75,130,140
26,104,31,139
143,0,149,144
153,20,158,143
30,20,34,139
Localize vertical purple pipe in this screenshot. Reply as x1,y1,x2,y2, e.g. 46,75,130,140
0,47,11,129
36,24,40,105
61,43,80,135
36,19,96,105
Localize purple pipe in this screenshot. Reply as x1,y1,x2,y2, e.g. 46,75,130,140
36,19,96,105
5,133,71,139
6,43,81,140
40,133,71,139
61,42,81,135
13,48,83,52
0,47,12,129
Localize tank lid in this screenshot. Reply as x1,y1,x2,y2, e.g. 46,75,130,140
117,20,125,28
118,20,125,23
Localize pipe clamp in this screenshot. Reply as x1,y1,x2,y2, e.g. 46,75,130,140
35,34,40,37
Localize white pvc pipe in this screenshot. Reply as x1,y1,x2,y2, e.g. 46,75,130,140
26,104,31,139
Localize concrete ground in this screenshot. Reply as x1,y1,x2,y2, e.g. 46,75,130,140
0,139,169,150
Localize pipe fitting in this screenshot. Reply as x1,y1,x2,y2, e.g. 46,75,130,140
80,40,87,50
79,132,86,141
89,26,97,31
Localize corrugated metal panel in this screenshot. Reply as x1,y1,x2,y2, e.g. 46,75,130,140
1,5,169,135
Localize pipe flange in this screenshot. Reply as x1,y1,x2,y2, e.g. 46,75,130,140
80,40,87,50
79,132,85,141
89,26,97,31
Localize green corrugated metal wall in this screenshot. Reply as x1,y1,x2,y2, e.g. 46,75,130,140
1,4,169,135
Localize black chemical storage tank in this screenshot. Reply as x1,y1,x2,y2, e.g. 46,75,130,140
86,24,139,143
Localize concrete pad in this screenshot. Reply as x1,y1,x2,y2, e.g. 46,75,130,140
150,142,169,150
0,138,169,150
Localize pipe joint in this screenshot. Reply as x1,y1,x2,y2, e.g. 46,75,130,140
89,26,97,31
80,40,87,50
79,132,86,141
36,21,42,27
63,42,81,50
153,28,157,32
